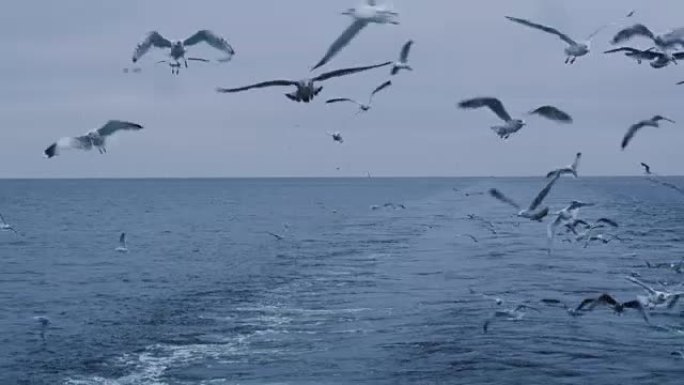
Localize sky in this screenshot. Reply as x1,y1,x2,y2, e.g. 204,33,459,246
1,0,683,178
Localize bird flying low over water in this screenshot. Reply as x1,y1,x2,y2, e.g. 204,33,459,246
0,212,19,235
611,24,684,50
216,62,391,103
458,97,572,139
115,232,128,253
488,172,561,221
132,30,235,74
547,152,582,178
44,120,144,158
312,0,399,71
604,47,684,68
640,162,652,175
575,293,650,323
621,115,675,150
391,40,414,75
326,80,392,113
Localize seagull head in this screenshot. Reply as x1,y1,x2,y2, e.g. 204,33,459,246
514,118,526,127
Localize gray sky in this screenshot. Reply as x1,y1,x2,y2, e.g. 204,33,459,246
1,0,682,178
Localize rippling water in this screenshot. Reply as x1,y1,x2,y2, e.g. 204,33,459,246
1,178,684,384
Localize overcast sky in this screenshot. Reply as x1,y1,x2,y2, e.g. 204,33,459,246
1,0,682,178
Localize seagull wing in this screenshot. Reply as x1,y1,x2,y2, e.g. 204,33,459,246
216,80,297,93
611,24,655,45
458,97,512,122
505,16,577,46
625,276,657,295
660,28,684,49
44,136,93,158
640,162,651,174
488,188,521,210
96,120,144,137
183,30,235,60
621,122,645,150
313,61,393,82
399,40,414,62
672,52,684,60
595,218,619,228
369,80,392,103
622,300,651,324
119,232,126,247
571,152,582,174
326,98,363,107
132,31,173,63
529,106,573,123
311,19,368,71
528,173,560,211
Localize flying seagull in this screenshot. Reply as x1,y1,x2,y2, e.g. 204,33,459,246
547,152,582,178
458,97,572,139
132,30,235,74
625,276,684,309
216,61,392,103
44,120,144,158
311,0,399,71
640,162,652,175
621,115,675,150
327,131,344,144
604,47,684,68
547,201,594,250
326,80,392,113
505,16,608,64
612,24,684,50
575,293,650,323
0,212,19,235
391,40,414,75
115,232,128,253
488,172,561,221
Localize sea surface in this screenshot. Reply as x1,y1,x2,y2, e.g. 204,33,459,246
1,177,684,385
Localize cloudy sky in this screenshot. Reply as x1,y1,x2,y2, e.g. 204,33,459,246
1,0,682,178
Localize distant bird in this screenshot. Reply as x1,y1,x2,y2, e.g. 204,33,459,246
326,80,392,113
266,231,285,241
312,0,399,70
132,30,235,74
458,233,479,243
546,152,582,178
32,316,50,341
547,201,594,250
611,24,684,50
44,120,144,158
673,350,684,359
216,61,392,103
576,293,650,323
458,97,572,139
505,16,608,64
483,304,539,333
626,10,636,18
122,67,143,74
488,172,561,221
621,115,675,150
640,162,652,175
573,218,619,246
391,40,414,75
115,232,128,253
625,276,684,309
604,47,684,68
328,131,344,144
0,212,19,235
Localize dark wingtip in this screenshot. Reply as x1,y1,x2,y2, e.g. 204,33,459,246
311,60,325,72
44,144,56,158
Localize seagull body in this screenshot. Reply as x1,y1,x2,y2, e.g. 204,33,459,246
547,152,582,178
391,40,414,75
626,276,684,309
328,131,344,144
115,232,128,253
458,97,572,139
312,0,399,70
44,120,144,158
488,172,560,221
326,80,391,113
483,304,539,333
132,30,235,74
612,24,684,50
216,61,391,103
621,115,675,150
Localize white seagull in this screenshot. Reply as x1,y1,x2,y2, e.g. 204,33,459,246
326,80,392,113
312,0,399,71
625,276,684,309
488,172,561,221
44,120,144,158
216,61,391,103
458,97,572,139
505,16,608,64
621,115,675,150
0,212,19,235
391,40,414,75
115,232,128,253
547,201,594,251
546,152,582,178
132,30,235,74
612,24,684,50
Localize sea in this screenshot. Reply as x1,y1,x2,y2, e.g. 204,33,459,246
1,177,683,385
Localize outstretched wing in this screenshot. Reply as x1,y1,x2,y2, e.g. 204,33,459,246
529,106,573,123
604,47,663,60
399,40,414,62
621,122,645,150
311,19,368,71
622,300,651,323
326,98,362,106
44,136,93,158
640,162,651,174
96,120,144,137
132,31,173,63
458,97,512,122
488,188,521,210
216,80,297,93
119,232,126,247
505,16,577,46
183,30,235,60
595,218,619,228
611,24,655,45
369,80,392,103
529,173,560,211
313,61,393,82
625,276,657,295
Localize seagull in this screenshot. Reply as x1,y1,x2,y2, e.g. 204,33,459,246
32,316,50,341
625,276,684,309
216,61,392,103
311,0,399,71
391,40,414,75
547,201,594,250
0,212,19,235
483,304,539,333
621,115,675,150
640,162,652,175
573,218,619,246
44,120,144,158
327,131,344,144
546,152,582,178
266,231,285,241
458,97,572,139
132,30,235,74
458,233,479,243
604,47,684,68
505,16,608,64
115,232,128,253
488,172,561,221
326,80,392,113
612,24,684,50
576,293,650,323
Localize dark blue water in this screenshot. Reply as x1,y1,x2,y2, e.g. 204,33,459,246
1,178,683,384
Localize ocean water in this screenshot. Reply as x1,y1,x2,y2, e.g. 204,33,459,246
1,177,684,385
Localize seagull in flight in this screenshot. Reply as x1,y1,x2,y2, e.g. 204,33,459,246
505,16,609,64
0,212,19,235
115,232,128,253
640,162,652,175
458,97,572,139
327,131,344,144
326,80,392,113
575,293,650,323
612,24,684,51
132,30,235,74
488,172,561,221
625,276,684,309
547,201,594,249
546,152,582,178
391,40,414,75
216,61,391,103
312,0,399,71
44,120,144,158
621,115,675,150
604,47,684,68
